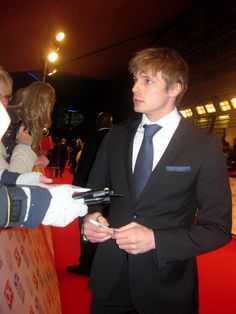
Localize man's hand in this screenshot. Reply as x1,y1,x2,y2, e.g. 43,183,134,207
83,212,113,243
112,222,155,254
17,125,33,145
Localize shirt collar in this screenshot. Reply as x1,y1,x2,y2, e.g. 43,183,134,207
141,107,181,132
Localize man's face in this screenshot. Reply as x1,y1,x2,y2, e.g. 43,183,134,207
132,71,178,121
0,81,12,109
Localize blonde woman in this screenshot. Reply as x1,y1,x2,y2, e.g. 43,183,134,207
14,81,56,173
0,69,36,173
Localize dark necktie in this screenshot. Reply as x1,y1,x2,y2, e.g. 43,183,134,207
134,124,162,197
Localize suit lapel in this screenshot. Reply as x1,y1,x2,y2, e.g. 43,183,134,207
124,120,140,200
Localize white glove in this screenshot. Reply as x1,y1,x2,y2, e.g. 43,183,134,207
16,172,42,185
42,185,88,227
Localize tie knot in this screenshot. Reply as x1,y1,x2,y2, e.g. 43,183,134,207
143,124,162,138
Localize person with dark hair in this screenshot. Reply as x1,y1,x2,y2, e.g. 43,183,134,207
57,138,68,178
69,138,83,175
229,137,236,170
82,47,232,314
72,112,113,186
66,112,113,276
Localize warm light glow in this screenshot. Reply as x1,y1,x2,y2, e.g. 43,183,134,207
179,108,193,118
48,51,58,62
205,103,216,113
198,117,208,123
219,100,231,111
218,115,230,120
56,32,65,42
185,108,193,117
196,106,206,115
179,110,187,118
230,98,236,109
48,69,57,76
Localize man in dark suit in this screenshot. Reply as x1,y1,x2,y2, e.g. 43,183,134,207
66,112,113,275
82,47,232,314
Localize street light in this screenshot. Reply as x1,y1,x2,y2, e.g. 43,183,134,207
42,31,65,82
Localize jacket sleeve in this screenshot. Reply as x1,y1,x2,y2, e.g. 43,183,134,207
156,134,232,268
0,170,52,228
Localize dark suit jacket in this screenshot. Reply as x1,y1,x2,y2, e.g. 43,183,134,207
87,117,232,314
73,128,110,187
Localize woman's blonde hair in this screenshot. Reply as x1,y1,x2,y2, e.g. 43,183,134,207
14,81,55,151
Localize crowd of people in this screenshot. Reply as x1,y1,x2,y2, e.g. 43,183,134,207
222,137,236,176
0,68,88,228
0,45,233,314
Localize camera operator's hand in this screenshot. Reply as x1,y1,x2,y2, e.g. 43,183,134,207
42,185,88,227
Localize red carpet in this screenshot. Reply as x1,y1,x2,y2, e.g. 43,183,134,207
49,167,236,314
48,167,92,314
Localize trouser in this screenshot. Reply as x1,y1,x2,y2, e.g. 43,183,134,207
91,258,138,314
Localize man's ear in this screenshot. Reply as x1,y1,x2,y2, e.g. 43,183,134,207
168,82,182,97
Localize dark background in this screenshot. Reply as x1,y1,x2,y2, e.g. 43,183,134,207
6,0,236,144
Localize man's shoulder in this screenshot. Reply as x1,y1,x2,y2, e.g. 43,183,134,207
180,118,220,146
112,119,140,132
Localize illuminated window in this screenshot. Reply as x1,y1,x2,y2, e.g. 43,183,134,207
219,100,231,111
205,103,216,113
196,106,206,115
179,108,193,118
218,115,230,120
179,110,187,118
198,117,208,123
185,108,193,117
215,115,230,128
230,98,236,109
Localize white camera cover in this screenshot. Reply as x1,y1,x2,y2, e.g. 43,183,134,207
0,101,10,140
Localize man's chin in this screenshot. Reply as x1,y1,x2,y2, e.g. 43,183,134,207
134,104,144,114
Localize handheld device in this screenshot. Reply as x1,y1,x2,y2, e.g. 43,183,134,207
72,187,123,205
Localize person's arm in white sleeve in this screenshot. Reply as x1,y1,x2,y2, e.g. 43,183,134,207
0,170,88,228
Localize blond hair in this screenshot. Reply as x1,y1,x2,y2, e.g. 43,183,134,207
129,47,189,104
0,69,13,94
14,81,55,151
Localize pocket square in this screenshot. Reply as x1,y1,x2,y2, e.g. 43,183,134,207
165,166,192,172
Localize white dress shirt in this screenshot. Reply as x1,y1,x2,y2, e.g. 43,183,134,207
132,107,181,172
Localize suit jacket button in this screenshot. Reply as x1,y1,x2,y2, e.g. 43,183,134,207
133,213,139,219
